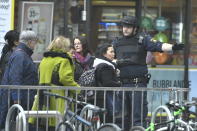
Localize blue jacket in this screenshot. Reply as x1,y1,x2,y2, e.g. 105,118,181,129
0,43,38,128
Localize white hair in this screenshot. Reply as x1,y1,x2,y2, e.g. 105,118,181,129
19,30,38,44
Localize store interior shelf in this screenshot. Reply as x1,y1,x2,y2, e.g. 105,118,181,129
101,19,120,22
98,29,121,32
98,36,107,39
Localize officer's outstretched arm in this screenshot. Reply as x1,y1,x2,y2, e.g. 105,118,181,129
161,43,173,51
162,43,184,52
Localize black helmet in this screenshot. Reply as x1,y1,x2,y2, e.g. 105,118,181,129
121,16,139,27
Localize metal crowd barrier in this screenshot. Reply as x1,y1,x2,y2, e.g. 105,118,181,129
16,111,63,131
0,85,190,131
5,104,26,131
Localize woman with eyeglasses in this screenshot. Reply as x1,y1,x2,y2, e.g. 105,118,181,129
73,35,94,82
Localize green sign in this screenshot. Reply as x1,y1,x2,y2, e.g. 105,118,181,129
140,16,153,30
154,17,169,31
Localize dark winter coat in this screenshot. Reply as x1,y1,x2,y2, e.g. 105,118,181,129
0,43,38,129
0,50,13,82
73,55,94,82
93,56,120,87
92,56,121,122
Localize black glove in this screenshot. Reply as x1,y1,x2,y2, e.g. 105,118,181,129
172,44,184,50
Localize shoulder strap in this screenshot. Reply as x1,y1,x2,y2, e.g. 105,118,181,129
87,56,95,69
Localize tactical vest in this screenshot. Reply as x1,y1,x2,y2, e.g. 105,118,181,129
114,36,147,65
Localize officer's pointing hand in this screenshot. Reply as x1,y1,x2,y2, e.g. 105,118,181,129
112,59,117,63
172,44,184,51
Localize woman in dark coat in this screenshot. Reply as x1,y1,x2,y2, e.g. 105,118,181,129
92,43,121,123
0,30,19,82
73,35,94,82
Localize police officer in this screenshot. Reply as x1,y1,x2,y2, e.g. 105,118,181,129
112,16,184,130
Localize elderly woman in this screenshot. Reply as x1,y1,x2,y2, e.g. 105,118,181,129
0,30,38,129
29,36,80,130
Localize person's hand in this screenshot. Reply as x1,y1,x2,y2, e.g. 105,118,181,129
116,69,120,77
172,44,184,50
112,59,117,63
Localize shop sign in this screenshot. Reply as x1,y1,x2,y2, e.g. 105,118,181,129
20,2,54,61
0,0,15,43
140,16,153,30
154,17,169,31
147,68,196,112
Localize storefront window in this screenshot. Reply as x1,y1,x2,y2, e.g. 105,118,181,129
13,0,194,65
144,0,186,66
191,1,197,66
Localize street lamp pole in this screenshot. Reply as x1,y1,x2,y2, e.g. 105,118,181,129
184,0,191,89
86,0,92,51
64,0,69,37
135,0,142,24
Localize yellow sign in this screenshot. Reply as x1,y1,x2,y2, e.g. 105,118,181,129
0,0,15,43
11,0,15,29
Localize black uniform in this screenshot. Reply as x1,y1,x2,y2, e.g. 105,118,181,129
112,32,163,130
114,33,163,77
112,15,184,130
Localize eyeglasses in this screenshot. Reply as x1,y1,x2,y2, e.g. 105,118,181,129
74,42,81,46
